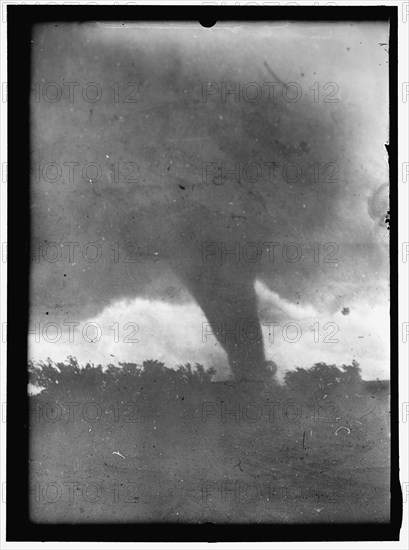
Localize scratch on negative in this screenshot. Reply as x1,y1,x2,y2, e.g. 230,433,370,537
263,61,286,87
113,451,126,459
335,426,351,436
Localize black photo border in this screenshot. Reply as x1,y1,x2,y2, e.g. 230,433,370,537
6,3,401,543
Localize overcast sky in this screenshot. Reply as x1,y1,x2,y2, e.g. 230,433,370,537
29,22,390,382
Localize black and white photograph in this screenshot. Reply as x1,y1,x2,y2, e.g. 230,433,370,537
4,2,404,544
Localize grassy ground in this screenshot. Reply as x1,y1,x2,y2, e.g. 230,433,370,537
28,360,390,523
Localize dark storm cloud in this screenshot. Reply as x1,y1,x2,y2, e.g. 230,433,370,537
30,22,389,377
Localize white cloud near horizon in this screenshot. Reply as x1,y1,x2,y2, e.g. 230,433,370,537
29,279,390,382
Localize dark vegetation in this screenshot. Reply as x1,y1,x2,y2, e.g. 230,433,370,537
29,356,389,402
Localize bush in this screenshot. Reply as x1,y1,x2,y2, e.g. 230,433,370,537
28,357,216,398
283,360,363,397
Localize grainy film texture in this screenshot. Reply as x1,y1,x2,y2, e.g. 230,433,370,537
29,22,390,523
